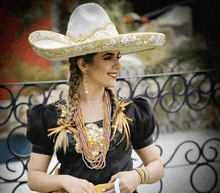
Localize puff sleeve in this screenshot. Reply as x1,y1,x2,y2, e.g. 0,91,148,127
125,96,155,149
26,103,54,155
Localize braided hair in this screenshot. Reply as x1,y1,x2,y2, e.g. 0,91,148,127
54,53,119,152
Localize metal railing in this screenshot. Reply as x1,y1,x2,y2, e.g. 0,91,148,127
0,69,219,192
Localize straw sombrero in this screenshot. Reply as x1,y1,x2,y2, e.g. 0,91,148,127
29,3,166,60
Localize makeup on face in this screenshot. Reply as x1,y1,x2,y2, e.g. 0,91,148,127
101,52,121,80
102,52,121,61
86,50,121,88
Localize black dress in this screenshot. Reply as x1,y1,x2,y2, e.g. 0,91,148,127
26,96,155,187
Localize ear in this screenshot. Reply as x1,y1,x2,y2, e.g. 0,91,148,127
77,58,87,73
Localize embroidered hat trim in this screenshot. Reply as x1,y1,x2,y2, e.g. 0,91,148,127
66,22,118,43
29,32,166,60
28,3,166,60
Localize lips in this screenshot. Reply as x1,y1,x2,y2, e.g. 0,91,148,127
107,72,118,79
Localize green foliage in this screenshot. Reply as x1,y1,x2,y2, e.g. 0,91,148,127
163,47,220,71
1,55,69,92
15,1,46,38
156,35,220,81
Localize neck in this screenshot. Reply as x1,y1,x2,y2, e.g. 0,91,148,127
77,83,105,104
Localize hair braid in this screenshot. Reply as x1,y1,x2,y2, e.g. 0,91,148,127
54,58,82,153
66,67,81,122
105,88,119,123
54,54,96,153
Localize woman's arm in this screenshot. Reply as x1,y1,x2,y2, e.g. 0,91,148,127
135,143,164,184
28,152,62,192
104,143,164,193
28,152,96,193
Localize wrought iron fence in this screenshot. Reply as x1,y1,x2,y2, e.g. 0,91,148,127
0,69,219,193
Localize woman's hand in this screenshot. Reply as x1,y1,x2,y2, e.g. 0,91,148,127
61,175,96,193
103,170,141,193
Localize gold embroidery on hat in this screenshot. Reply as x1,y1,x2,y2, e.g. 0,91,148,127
66,22,117,43
30,32,166,60
29,30,71,44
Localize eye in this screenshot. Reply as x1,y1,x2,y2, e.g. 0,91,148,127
104,56,113,60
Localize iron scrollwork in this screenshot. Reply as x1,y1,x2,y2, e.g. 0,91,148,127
0,69,219,192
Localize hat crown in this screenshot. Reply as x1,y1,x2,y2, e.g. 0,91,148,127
28,3,166,60
67,3,113,40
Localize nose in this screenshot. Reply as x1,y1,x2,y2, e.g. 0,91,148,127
113,59,121,70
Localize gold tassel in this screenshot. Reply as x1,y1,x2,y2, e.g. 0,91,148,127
48,119,78,137
48,119,78,153
84,70,89,94
112,99,132,150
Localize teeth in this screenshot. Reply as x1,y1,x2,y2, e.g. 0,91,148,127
108,74,117,77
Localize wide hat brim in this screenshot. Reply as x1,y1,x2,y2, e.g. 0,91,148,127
29,30,166,60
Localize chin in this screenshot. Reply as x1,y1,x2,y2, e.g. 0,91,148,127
108,85,116,88
103,80,117,88
106,82,117,88
104,84,116,89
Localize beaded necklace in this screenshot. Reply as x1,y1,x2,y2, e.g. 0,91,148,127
48,91,133,170
73,91,111,170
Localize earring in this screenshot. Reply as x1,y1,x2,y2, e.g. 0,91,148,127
84,70,88,94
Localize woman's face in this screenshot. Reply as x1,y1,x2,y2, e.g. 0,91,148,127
86,50,121,88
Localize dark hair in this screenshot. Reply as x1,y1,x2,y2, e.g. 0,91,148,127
54,52,120,153
69,53,97,72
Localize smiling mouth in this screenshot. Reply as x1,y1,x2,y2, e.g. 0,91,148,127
107,73,118,79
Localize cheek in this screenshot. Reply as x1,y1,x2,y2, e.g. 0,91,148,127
88,68,106,82
93,68,105,76
88,60,112,80
91,65,108,76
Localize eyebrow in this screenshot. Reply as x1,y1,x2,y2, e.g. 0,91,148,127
102,52,121,58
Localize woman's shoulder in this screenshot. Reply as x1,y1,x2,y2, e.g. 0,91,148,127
26,98,67,153
48,98,67,119
124,96,153,116
116,95,154,129
123,96,155,149
28,98,67,115
27,98,67,128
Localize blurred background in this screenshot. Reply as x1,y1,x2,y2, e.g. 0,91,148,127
1,0,220,85
0,0,220,192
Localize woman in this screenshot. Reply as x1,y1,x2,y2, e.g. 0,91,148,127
27,3,166,193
